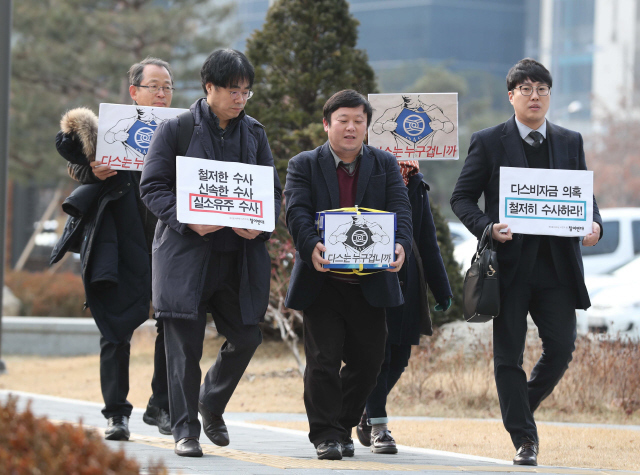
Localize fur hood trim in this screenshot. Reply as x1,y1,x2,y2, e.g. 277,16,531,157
60,107,99,161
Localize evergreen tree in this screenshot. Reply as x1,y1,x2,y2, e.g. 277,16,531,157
245,0,377,181
9,0,231,182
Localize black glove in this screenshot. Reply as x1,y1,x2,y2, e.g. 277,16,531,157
55,131,89,166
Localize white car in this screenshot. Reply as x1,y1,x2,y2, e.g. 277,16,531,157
581,207,640,275
581,283,640,340
577,255,640,336
447,221,476,272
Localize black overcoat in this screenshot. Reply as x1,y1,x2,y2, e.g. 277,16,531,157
450,115,603,310
387,173,452,345
51,173,151,343
283,141,412,311
139,99,282,324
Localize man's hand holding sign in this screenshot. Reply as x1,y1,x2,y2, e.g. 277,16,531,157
492,221,600,246
498,166,600,245
582,222,601,246
176,156,276,234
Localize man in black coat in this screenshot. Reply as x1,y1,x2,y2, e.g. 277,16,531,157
54,57,176,440
140,49,281,458
284,90,412,460
357,161,452,455
450,58,602,466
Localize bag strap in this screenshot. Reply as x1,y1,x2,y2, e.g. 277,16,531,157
176,110,195,157
475,223,495,257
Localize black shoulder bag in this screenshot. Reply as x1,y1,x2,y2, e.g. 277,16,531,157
463,223,500,322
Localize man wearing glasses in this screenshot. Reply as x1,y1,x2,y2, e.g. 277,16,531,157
54,57,176,441
450,58,602,466
140,49,281,457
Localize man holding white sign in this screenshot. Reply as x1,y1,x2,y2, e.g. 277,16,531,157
450,59,602,466
54,57,177,441
140,49,281,458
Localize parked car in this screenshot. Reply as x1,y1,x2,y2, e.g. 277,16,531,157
580,283,640,340
447,221,475,246
448,221,476,272
577,255,640,336
581,207,640,275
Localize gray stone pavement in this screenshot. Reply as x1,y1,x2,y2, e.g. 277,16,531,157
1,390,637,475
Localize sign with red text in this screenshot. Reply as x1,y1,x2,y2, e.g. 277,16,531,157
368,93,458,160
176,156,275,232
499,167,593,237
95,103,187,171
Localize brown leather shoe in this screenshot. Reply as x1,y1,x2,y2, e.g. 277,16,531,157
513,441,538,466
356,411,371,447
371,428,398,454
198,401,229,446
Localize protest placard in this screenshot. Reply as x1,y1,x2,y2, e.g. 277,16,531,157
176,156,275,232
499,166,593,237
316,211,396,269
368,93,458,160
95,103,187,171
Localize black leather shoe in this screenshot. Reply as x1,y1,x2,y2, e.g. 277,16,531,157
316,440,342,460
143,404,171,435
198,401,229,446
356,411,371,447
341,437,355,457
175,437,203,457
513,441,538,466
105,415,130,441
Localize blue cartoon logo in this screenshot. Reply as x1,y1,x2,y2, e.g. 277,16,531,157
125,120,158,154
394,108,433,143
134,126,155,148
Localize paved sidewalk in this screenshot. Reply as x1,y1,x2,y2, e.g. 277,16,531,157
0,390,636,475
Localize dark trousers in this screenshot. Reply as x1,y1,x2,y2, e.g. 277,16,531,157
163,251,262,441
365,341,412,421
100,318,169,418
303,278,387,446
494,256,577,449
148,318,169,411
100,334,133,418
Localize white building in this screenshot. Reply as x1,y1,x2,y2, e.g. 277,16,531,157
531,0,640,132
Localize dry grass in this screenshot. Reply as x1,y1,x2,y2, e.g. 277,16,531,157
254,419,640,471
387,330,640,425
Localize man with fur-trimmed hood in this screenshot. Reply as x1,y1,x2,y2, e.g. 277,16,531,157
52,57,176,441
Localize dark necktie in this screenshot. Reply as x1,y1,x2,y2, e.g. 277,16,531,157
528,130,544,149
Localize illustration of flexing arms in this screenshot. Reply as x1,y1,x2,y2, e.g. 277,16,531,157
104,108,167,161
372,95,454,148
328,215,390,255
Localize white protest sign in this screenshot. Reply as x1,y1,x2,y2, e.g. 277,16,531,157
176,156,275,232
499,167,593,237
95,103,187,171
368,93,458,160
317,211,396,269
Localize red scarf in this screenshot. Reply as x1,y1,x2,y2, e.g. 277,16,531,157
398,160,419,186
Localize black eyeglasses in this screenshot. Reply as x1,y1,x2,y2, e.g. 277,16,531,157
512,85,550,96
135,85,175,95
